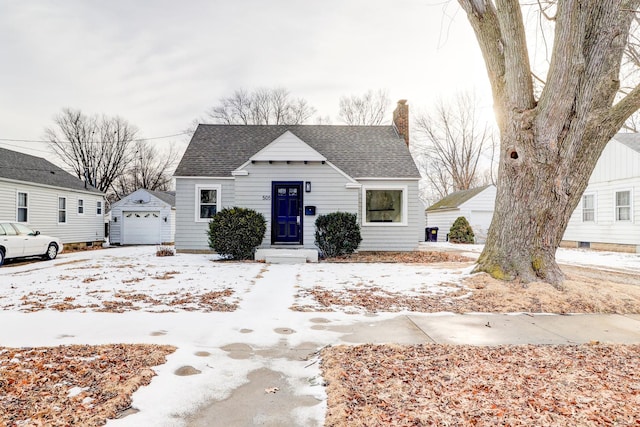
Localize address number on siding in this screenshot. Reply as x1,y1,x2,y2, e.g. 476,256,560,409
262,195,271,201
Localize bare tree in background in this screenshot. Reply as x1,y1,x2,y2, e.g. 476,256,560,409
338,89,390,125
414,92,496,203
45,108,137,193
110,140,179,202
458,0,640,285
205,87,316,125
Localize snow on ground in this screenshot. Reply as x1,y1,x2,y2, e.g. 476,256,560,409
0,244,638,426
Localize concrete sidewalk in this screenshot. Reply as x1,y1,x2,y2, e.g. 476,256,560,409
324,313,640,346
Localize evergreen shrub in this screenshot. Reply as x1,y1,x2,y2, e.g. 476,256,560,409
208,207,266,260
315,212,362,257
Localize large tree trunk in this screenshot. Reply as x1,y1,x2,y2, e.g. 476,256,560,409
458,0,640,286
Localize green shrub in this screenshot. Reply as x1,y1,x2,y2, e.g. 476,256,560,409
315,212,362,257
208,207,266,260
449,216,475,243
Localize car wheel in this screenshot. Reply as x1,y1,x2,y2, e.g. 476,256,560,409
44,243,58,260
0,249,4,267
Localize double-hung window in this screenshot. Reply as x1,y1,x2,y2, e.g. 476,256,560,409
615,190,631,221
17,192,28,222
195,185,221,222
96,200,103,215
58,197,67,224
582,194,595,222
78,199,84,215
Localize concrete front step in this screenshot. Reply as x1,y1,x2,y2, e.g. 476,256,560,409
254,248,319,264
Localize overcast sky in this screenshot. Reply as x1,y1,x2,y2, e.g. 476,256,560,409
0,0,492,158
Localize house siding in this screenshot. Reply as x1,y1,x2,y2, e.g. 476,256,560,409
175,178,235,251
563,139,640,251
235,162,357,249
109,190,174,245
0,179,105,244
358,179,422,251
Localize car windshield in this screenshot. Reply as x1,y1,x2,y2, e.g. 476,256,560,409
11,223,37,235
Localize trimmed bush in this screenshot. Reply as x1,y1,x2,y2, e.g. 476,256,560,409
315,212,362,258
207,207,266,260
449,216,475,244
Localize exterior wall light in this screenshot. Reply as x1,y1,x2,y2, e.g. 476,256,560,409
305,182,311,192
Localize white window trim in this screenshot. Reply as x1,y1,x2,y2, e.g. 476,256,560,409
58,196,67,224
78,198,85,215
581,192,596,223
614,189,633,222
96,200,103,216
361,185,408,227
16,190,29,223
195,184,222,223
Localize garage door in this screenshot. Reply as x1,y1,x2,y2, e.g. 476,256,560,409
470,210,494,244
122,211,162,245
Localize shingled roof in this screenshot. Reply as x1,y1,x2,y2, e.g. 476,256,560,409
0,147,102,194
147,190,176,207
174,125,420,179
426,185,493,212
613,133,640,153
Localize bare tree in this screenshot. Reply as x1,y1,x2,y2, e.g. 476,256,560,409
205,87,316,125
110,140,179,201
458,0,640,285
414,92,496,201
338,89,390,125
45,108,137,193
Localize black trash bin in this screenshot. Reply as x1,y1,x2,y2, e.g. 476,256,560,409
425,227,431,241
428,227,439,242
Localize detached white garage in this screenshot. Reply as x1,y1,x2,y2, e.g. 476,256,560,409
425,185,496,243
109,189,175,245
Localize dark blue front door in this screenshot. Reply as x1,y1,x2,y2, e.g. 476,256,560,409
272,182,302,244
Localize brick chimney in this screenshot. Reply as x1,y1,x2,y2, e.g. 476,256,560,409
393,99,409,146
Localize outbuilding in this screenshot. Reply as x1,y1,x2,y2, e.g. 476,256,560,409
109,189,175,245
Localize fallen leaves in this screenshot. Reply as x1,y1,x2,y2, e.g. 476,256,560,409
324,251,473,264
0,344,175,426
322,344,640,426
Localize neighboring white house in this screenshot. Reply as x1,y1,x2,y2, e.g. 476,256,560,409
0,147,105,247
173,101,423,253
109,189,175,245
562,133,640,253
425,185,496,243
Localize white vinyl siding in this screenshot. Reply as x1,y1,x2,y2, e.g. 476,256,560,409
236,162,357,249
0,179,105,244
563,137,640,248
175,178,235,251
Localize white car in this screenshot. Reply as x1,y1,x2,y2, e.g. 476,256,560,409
0,222,63,267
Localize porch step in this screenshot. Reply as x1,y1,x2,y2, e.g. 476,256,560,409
255,248,319,264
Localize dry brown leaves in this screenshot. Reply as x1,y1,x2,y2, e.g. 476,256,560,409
324,251,473,264
322,343,640,426
0,344,175,427
297,252,640,314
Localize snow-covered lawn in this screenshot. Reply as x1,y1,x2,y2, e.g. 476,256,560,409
0,244,638,426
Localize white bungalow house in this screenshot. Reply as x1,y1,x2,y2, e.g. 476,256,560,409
109,189,175,245
425,185,496,243
0,147,105,247
562,133,640,253
174,101,423,253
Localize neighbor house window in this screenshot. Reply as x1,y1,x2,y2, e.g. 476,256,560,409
58,197,67,223
17,192,28,222
582,194,595,222
363,186,408,226
78,199,84,215
195,185,221,222
615,190,631,221
96,200,103,215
